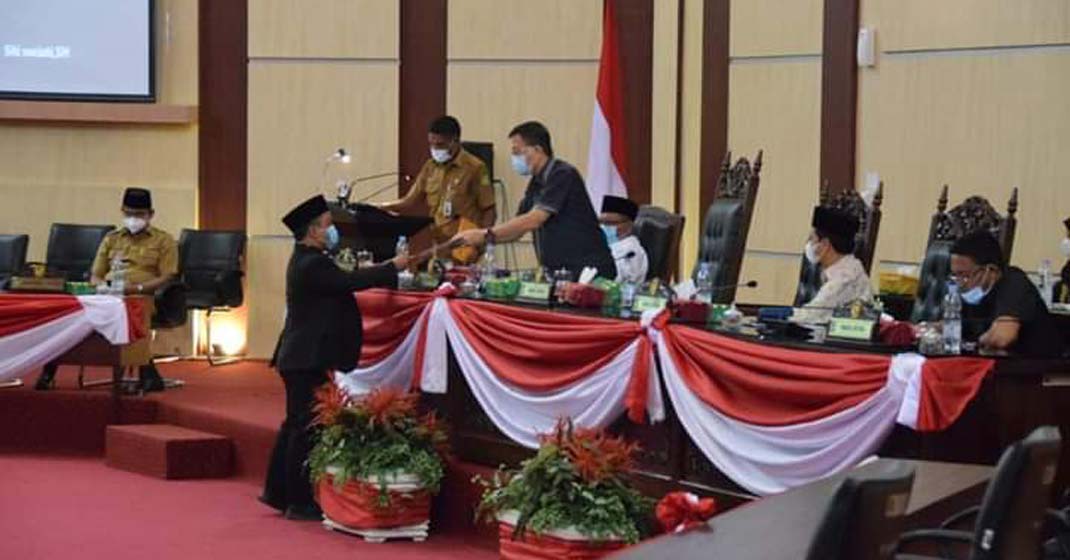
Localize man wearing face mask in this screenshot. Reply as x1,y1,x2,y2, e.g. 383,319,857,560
35,187,177,392
951,231,1063,356
377,115,495,262
262,194,409,521
599,195,648,284
450,121,616,280
792,206,873,323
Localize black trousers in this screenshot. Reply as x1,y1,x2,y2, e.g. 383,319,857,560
263,369,327,510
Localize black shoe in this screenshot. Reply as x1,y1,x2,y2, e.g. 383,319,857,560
284,504,323,522
258,495,286,513
34,371,55,391
139,376,166,393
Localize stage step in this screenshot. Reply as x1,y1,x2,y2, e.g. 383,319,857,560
105,424,233,480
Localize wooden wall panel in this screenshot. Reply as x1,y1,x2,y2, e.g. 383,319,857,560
857,50,1070,270
651,0,681,212
448,0,601,60
676,0,707,278
245,237,291,359
729,0,823,57
248,0,398,58
247,61,399,236
737,253,809,305
866,0,1070,52
158,0,199,104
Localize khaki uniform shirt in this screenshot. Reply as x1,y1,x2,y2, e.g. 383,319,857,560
399,148,494,242
91,226,179,286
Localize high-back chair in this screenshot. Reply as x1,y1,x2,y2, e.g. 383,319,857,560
804,460,916,560
693,150,763,303
0,234,29,289
45,224,115,281
911,186,1018,322
794,181,884,306
179,229,246,365
894,426,1061,559
634,205,685,283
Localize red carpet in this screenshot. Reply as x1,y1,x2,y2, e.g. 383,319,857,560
0,361,499,558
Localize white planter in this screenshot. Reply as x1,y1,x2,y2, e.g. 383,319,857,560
496,510,626,543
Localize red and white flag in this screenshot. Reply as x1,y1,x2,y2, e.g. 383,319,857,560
585,0,629,213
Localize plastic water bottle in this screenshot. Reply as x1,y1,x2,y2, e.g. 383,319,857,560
696,262,714,303
395,236,409,260
110,256,126,296
1039,259,1054,308
481,238,496,279
942,281,962,355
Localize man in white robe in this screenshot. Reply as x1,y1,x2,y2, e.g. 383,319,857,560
599,195,649,284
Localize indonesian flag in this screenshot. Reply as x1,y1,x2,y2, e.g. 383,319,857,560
585,0,629,212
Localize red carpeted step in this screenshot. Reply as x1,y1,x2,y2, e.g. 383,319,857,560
106,424,233,479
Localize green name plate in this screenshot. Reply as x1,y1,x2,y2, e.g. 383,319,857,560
829,317,876,341
517,282,552,303
632,295,668,313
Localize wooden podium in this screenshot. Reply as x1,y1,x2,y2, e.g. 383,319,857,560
329,202,433,262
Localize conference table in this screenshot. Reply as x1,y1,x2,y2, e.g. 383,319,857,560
347,287,1070,511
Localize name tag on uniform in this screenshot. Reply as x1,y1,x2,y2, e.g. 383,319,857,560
632,295,668,313
517,282,552,304
828,317,876,341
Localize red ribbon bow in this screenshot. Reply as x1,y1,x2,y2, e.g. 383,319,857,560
655,491,718,534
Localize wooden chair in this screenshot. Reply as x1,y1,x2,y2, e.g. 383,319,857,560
911,186,1019,322
634,205,685,283
693,150,763,303
794,181,884,306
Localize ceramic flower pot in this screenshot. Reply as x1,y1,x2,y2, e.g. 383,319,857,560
317,466,432,543
495,510,628,560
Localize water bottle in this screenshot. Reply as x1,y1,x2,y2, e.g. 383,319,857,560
696,262,714,303
1039,259,1054,308
395,235,409,259
481,238,496,279
942,281,962,355
110,256,126,296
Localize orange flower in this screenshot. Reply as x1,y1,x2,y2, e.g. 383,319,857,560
356,387,418,427
311,382,348,427
541,419,639,483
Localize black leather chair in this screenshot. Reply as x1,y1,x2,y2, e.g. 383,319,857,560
634,205,685,283
804,460,916,560
895,426,1061,560
461,140,494,184
794,182,884,306
693,151,762,303
911,186,1018,322
179,229,246,365
0,234,29,289
46,224,115,281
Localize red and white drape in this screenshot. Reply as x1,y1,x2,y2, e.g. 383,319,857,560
0,294,145,382
335,289,993,495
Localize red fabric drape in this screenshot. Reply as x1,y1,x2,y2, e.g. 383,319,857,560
0,294,83,337
448,299,643,391
316,477,431,530
498,523,627,560
916,357,994,432
661,324,894,426
356,289,436,367
124,297,148,342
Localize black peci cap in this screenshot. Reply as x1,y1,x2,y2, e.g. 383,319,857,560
282,195,330,238
812,206,859,239
122,187,153,210
601,195,639,222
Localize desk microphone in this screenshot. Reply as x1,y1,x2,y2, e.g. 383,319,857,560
711,280,758,291
349,172,413,206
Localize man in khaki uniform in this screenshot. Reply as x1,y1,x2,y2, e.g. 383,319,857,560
35,187,178,392
378,116,495,262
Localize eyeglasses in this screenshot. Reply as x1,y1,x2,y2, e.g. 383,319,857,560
950,266,987,284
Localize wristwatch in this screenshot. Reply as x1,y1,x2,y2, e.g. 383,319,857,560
484,228,496,244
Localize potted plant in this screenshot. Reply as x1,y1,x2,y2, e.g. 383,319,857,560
308,384,448,543
476,419,654,559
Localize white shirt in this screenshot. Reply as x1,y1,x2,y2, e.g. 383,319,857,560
611,235,649,284
792,254,873,323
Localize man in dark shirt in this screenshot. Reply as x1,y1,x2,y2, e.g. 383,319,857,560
951,231,1064,357
450,121,616,279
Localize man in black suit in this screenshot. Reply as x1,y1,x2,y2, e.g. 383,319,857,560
260,194,410,521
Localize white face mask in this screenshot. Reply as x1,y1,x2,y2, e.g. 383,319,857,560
430,147,452,164
123,216,148,234
1061,237,1070,257
804,240,821,264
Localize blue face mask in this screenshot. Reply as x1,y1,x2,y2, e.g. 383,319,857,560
961,285,988,305
324,224,340,251
511,154,531,176
601,224,619,245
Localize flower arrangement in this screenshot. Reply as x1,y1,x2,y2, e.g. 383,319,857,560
476,419,654,545
308,384,449,505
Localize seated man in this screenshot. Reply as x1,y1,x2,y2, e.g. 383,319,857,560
35,187,178,392
1056,218,1070,304
792,207,873,323
451,121,616,279
599,195,648,284
377,115,495,263
952,231,1064,356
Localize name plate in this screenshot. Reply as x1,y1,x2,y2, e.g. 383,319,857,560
828,317,876,341
517,282,552,303
632,295,668,313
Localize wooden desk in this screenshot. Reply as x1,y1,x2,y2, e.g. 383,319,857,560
611,459,992,560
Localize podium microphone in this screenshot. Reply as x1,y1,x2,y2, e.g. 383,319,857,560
340,172,412,206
